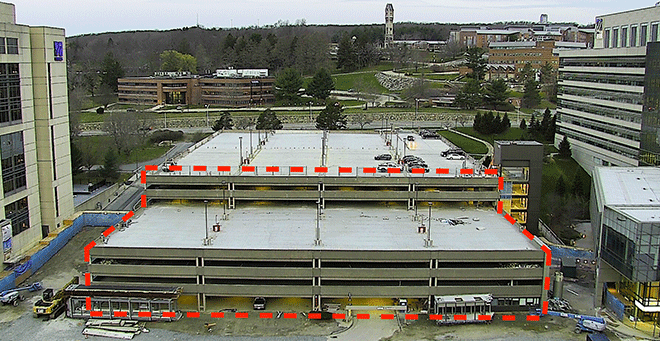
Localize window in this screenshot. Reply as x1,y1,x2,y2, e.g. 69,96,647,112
5,197,29,236
604,30,610,48
0,63,21,126
641,25,648,46
621,27,628,47
4,38,17,55
652,23,659,42
1,132,26,195
631,26,637,47
612,28,619,48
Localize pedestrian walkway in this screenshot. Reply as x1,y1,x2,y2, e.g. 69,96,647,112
329,316,399,341
447,128,494,156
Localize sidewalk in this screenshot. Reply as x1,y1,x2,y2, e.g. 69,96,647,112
447,127,494,156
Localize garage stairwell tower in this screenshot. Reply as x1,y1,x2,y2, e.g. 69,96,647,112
385,3,394,48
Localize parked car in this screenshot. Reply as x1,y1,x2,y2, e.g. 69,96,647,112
377,162,403,173
406,135,415,141
374,153,392,161
441,149,465,157
161,158,176,172
446,154,465,160
421,131,440,139
407,163,430,173
253,297,266,310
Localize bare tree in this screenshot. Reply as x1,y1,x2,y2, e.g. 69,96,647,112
103,111,142,155
80,143,99,171
234,116,255,130
351,113,372,129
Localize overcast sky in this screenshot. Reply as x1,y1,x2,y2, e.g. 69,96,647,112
8,0,657,36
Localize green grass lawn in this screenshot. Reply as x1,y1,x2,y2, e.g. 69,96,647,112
454,127,526,146
76,135,170,165
437,130,488,154
332,72,389,93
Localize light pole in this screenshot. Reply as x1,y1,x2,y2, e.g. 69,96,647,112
239,136,243,165
204,200,209,244
205,104,210,128
164,111,167,129
309,101,313,123
414,98,418,130
249,128,253,158
426,202,433,247
315,199,322,246
395,129,399,160
222,180,227,220
414,182,419,220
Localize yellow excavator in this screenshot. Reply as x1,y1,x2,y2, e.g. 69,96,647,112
33,276,78,320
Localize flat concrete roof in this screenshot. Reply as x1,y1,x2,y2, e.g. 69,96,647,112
169,131,476,177
595,167,660,206
104,203,539,252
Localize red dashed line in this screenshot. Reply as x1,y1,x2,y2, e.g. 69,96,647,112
314,167,328,173
114,311,128,318
405,314,418,320
498,177,504,190
460,168,473,175
363,167,377,174
338,167,352,173
90,311,103,317
387,167,401,174
138,311,152,318
290,166,304,173
541,245,552,266
454,314,467,321
381,313,394,320
187,312,200,318
145,165,158,171
542,301,549,314
497,201,503,214
242,166,255,172
163,312,176,318
522,229,534,240
283,313,297,319
140,171,146,184
102,226,115,237
485,169,498,175
502,315,516,321
411,168,425,174
478,314,492,321
141,195,147,208
260,312,272,319
236,312,248,319
86,297,91,310
169,165,183,172
308,313,322,319
266,166,279,173
436,168,450,174
332,313,345,319
504,213,516,225
84,241,96,262
84,273,91,286
211,312,224,318
544,276,551,290
356,313,370,319
217,166,231,172
193,165,207,172
429,314,443,320
527,315,540,321
122,211,134,222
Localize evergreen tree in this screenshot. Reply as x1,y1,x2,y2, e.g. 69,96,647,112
100,149,119,181
212,112,233,131
544,114,557,142
473,112,483,133
522,79,541,109
70,141,84,176
316,101,347,130
501,112,511,131
483,79,509,110
465,47,486,80
482,111,495,134
99,52,125,92
306,68,335,100
337,34,358,72
558,135,572,158
556,176,567,197
571,172,586,198
519,118,527,130
453,78,482,110
255,109,283,130
540,108,552,136
275,67,303,105
493,112,502,134
528,114,538,134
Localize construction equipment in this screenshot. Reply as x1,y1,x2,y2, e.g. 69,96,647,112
535,308,606,333
33,276,78,320
0,282,42,307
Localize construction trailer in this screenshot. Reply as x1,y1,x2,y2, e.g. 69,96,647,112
433,294,494,324
65,284,182,321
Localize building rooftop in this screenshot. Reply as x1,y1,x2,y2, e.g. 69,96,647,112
104,203,539,251
595,167,660,206
169,131,476,177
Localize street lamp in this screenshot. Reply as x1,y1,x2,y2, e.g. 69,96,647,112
315,199,322,246
249,128,253,158
222,180,227,220
414,182,419,220
164,111,167,129
205,104,210,128
204,200,209,245
426,202,433,247
414,98,418,130
239,136,243,165
309,101,313,123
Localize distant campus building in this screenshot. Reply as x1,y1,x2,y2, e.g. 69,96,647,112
556,4,660,173
0,2,74,259
117,69,275,108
